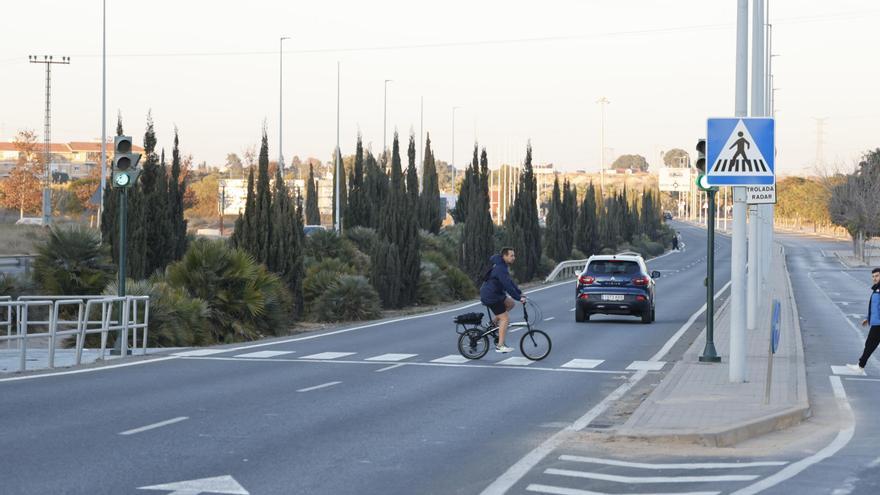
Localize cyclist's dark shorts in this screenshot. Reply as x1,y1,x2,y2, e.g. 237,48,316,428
486,300,508,316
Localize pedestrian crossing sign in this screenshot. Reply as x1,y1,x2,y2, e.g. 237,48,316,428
705,117,775,186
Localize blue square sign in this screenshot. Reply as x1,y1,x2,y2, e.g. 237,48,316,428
705,117,775,186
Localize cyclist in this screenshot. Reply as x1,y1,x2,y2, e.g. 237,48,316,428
480,247,526,353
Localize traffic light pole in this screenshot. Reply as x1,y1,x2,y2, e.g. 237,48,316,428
700,188,720,362
112,187,128,355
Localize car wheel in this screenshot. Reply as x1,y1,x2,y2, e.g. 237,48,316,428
641,310,652,324
651,308,656,322
575,305,587,323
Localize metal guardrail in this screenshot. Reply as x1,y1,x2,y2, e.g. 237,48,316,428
0,295,150,373
545,259,588,283
0,254,38,274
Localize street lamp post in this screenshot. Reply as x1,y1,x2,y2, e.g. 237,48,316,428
383,79,392,160
451,106,460,192
98,0,107,229
279,37,290,170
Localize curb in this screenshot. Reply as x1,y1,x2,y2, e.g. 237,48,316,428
607,242,811,447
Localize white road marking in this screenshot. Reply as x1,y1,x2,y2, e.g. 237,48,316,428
558,455,788,470
365,353,417,362
544,468,759,483
479,280,733,495
374,363,406,373
120,416,189,436
544,317,556,321
497,357,534,366
867,456,880,468
172,349,234,357
729,376,855,495
626,361,666,371
299,352,355,360
526,484,718,495
569,308,576,312
138,475,248,494
844,377,880,382
561,359,604,369
431,354,471,364
830,365,865,376
0,356,179,383
297,381,341,393
233,350,294,359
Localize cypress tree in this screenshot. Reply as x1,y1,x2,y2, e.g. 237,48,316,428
419,133,442,233
332,148,347,231
504,143,541,282
371,240,401,308
140,113,169,276
305,163,320,225
290,194,306,316
406,135,419,206
461,148,494,284
347,135,366,228
377,132,420,307
168,128,188,261
544,176,566,262
452,146,479,224
575,182,600,256
232,166,256,251
253,130,272,262
561,180,577,258
363,150,388,230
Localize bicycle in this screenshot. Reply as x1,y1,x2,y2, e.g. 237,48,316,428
454,302,552,361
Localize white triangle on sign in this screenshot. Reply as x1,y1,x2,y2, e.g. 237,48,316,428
138,475,249,495
710,120,772,176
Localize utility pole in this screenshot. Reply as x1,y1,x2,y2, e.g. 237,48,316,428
596,97,610,195
451,106,460,192
383,79,392,161
279,37,290,171
29,55,70,226
730,0,749,383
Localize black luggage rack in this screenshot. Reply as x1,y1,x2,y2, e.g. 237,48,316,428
453,312,485,335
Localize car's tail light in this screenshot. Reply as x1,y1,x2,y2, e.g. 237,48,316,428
632,276,649,286
636,295,647,301
578,275,595,285
578,294,590,300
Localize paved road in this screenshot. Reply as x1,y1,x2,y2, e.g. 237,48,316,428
0,222,731,495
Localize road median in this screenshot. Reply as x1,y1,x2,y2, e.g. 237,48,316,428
611,242,810,446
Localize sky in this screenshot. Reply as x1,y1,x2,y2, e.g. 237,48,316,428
1,0,878,176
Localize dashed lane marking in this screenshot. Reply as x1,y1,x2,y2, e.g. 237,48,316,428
543,468,760,483
560,359,604,369
296,381,341,393
558,455,788,470
119,416,189,436
365,353,417,362
431,354,471,364
374,363,406,373
172,349,233,357
497,357,534,366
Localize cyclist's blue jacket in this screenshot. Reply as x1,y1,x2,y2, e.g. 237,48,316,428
479,254,523,305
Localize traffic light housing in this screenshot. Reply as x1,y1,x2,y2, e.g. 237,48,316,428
112,135,141,188
694,138,716,192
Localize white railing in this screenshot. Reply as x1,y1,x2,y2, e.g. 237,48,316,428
0,295,150,373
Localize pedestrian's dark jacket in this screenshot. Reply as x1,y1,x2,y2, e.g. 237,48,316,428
479,254,522,305
868,283,880,326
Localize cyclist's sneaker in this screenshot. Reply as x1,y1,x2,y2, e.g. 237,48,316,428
495,345,514,353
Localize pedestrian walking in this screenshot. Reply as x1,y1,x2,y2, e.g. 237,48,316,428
671,234,679,251
847,268,880,375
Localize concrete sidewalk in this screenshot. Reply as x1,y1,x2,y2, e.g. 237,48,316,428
614,243,810,446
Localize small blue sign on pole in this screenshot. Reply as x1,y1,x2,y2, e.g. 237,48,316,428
706,117,775,186
771,299,781,354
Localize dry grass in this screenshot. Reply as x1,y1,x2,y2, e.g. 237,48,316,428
0,223,49,255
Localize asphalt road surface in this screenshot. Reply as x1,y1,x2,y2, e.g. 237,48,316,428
1,221,734,495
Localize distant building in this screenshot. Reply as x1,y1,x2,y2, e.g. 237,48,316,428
219,177,305,216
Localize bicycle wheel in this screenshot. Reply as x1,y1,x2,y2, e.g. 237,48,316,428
458,329,490,360
519,329,551,361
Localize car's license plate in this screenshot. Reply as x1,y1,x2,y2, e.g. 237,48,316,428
602,294,625,301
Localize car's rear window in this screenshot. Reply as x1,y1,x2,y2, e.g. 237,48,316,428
587,260,640,275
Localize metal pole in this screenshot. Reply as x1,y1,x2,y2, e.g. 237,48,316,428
279,37,289,170
335,61,341,233
383,79,391,160
701,188,721,362
748,0,766,332
98,0,106,229
730,0,749,383
114,186,127,355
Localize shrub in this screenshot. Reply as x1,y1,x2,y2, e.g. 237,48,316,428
33,225,112,295
306,229,357,262
443,265,477,300
313,275,381,322
104,278,209,347
571,248,587,260
345,227,378,254
165,239,291,343
0,272,36,298
539,254,557,278
303,259,355,314
417,261,452,305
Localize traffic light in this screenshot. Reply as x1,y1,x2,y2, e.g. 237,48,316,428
112,135,141,188
694,138,715,192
